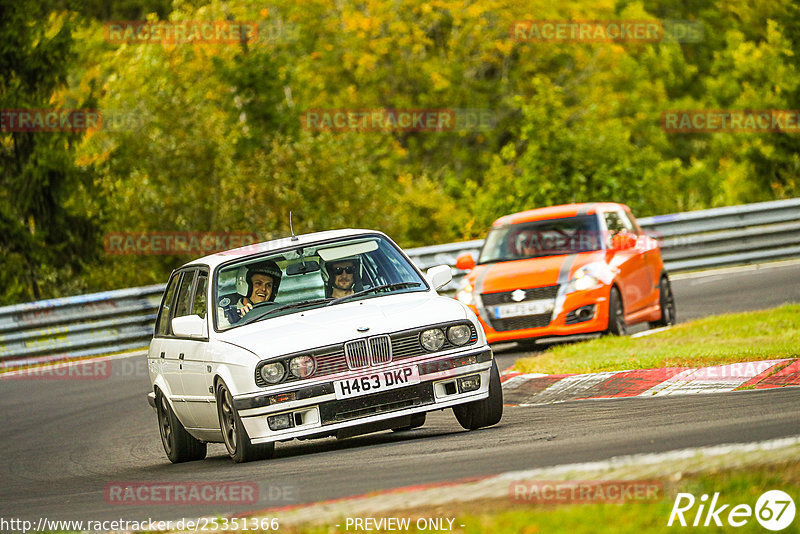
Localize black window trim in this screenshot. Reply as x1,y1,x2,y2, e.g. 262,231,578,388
154,266,211,341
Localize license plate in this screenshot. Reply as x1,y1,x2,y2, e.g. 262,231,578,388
334,366,420,400
494,299,554,319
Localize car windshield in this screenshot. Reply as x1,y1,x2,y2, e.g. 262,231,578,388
214,235,427,330
478,215,602,263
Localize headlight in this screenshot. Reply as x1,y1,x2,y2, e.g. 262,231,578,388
420,328,446,351
456,282,474,305
572,270,600,292
289,355,316,378
565,262,613,294
447,324,472,346
259,362,286,384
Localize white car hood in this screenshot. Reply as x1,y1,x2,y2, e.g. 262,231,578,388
216,292,469,359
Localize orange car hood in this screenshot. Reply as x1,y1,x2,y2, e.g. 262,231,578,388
469,251,607,293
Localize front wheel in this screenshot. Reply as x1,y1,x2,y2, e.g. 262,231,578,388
453,361,503,430
216,381,275,463
649,275,676,328
155,389,206,463
605,287,627,336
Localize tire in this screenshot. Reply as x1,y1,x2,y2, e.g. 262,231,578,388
649,275,676,328
216,381,275,463
155,389,207,463
453,361,504,430
605,286,627,336
392,412,427,432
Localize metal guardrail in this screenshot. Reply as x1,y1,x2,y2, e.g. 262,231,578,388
1,198,798,368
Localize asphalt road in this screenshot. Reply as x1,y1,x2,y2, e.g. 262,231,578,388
1,262,799,523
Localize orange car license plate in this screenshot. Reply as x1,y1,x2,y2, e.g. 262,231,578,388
493,299,554,319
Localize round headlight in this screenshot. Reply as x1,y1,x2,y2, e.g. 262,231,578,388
289,355,316,378
259,362,286,384
447,324,472,346
420,328,445,352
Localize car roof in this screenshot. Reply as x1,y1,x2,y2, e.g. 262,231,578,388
491,202,630,227
179,228,388,270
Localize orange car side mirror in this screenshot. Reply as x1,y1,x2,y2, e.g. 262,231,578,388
455,252,476,271
611,232,637,251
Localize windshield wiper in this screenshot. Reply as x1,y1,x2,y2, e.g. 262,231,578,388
327,282,422,306
241,298,334,325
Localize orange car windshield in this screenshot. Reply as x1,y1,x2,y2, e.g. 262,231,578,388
479,215,602,263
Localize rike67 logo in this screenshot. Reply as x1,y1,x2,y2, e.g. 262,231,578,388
668,490,796,531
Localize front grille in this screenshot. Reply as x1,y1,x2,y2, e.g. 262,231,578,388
481,284,559,306
314,348,348,375
344,339,371,369
491,313,552,331
369,335,392,365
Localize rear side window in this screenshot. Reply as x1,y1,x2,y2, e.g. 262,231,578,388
192,271,208,319
174,270,196,319
155,273,181,337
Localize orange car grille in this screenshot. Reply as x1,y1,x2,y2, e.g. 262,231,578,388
490,314,552,331
480,284,559,306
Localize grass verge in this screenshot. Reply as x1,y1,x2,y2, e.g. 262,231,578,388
274,461,799,534
513,304,800,375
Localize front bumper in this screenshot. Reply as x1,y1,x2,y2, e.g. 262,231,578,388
475,285,610,343
234,346,494,444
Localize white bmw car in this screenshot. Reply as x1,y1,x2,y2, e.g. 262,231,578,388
147,229,503,463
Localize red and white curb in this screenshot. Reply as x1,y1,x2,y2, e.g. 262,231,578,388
500,358,800,406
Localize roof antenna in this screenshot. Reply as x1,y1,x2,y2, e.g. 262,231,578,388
289,211,299,241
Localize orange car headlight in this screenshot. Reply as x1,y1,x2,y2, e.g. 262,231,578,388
565,262,613,294
456,281,475,305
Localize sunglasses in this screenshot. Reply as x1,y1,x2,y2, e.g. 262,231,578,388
332,266,355,275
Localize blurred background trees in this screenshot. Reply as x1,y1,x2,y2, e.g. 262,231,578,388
1,0,798,303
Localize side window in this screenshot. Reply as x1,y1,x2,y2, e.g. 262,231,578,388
619,210,639,234
174,270,196,320
604,212,625,236
192,271,208,319
155,273,181,337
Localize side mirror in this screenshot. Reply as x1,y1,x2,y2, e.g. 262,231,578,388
172,315,207,338
611,232,637,251
426,265,453,291
455,252,476,271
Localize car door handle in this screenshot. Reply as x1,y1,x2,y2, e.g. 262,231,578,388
179,353,185,360
160,352,165,359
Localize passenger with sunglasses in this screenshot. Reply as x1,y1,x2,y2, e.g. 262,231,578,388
322,258,362,298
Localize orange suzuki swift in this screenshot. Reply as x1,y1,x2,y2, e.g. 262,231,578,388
455,203,675,344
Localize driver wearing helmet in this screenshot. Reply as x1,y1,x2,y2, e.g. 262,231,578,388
219,260,282,326
321,257,363,298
